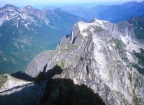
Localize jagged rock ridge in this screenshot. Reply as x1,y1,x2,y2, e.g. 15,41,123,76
25,18,144,105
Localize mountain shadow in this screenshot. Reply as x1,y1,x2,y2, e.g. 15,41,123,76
11,71,35,81
10,64,63,82
1,65,105,105
39,78,106,105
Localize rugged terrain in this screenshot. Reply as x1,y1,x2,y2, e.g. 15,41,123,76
1,19,144,105
0,4,84,74
25,19,144,105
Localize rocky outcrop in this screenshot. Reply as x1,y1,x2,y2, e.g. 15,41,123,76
25,19,144,105
0,74,46,105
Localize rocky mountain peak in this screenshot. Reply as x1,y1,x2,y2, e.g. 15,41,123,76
25,5,35,10
70,18,109,39
90,18,108,23
0,4,17,12
3,4,16,8
54,8,62,12
24,19,144,105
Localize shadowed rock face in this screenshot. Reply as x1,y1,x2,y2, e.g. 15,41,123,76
38,78,105,105
26,19,144,105
128,16,144,41
0,65,105,105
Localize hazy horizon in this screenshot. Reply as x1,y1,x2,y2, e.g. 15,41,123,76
0,0,144,9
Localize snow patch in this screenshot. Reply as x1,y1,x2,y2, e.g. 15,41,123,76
24,24,29,30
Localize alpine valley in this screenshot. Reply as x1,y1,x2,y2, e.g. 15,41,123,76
0,4,85,74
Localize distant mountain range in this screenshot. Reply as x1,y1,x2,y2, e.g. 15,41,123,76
0,4,85,74
44,1,144,23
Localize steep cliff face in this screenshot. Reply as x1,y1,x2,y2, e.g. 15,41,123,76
25,19,144,105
